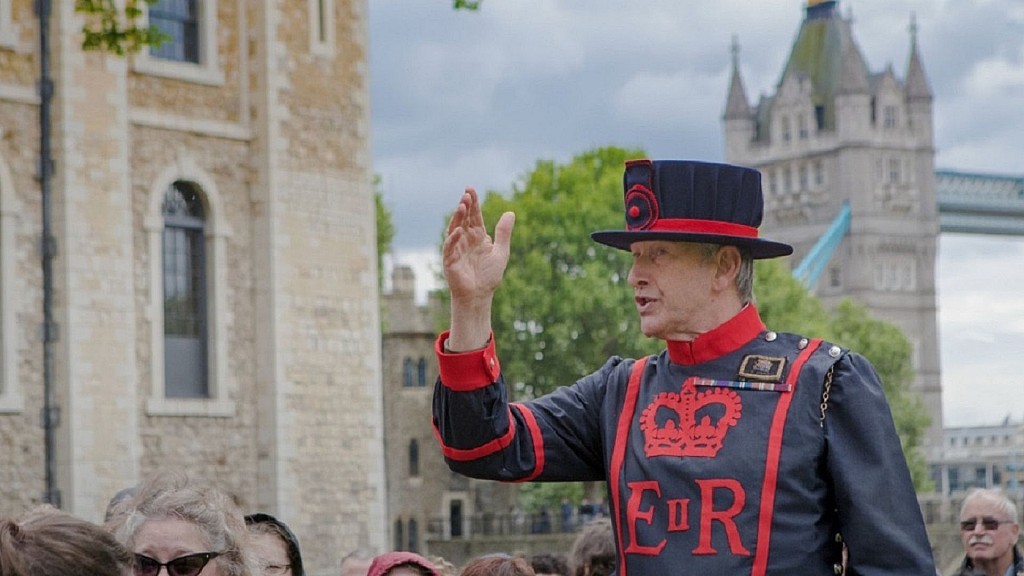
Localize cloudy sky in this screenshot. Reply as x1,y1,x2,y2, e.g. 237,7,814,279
367,0,1024,428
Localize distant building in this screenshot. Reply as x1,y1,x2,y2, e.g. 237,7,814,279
722,0,943,450
381,266,518,553
932,418,1024,496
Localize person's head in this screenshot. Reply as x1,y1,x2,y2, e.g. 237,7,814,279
591,160,790,340
459,553,534,576
366,551,439,576
958,488,1020,569
0,505,132,576
108,471,253,576
569,518,615,576
529,552,569,576
106,485,138,523
245,513,304,576
340,549,375,576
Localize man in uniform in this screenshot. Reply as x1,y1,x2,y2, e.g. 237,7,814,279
432,159,936,574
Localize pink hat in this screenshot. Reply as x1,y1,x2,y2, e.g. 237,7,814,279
367,551,440,576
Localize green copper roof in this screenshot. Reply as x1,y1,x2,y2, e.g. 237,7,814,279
758,1,867,139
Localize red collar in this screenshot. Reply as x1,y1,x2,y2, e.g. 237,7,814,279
666,305,766,365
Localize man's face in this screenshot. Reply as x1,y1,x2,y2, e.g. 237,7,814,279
627,241,720,341
959,495,1020,566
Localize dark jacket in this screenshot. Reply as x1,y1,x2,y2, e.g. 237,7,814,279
433,305,937,575
954,545,1024,576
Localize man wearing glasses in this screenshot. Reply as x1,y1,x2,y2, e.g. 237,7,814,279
954,488,1023,576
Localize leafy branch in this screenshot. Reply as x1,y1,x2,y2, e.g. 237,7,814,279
76,0,169,55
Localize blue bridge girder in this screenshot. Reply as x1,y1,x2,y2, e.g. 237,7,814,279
936,170,1024,236
794,170,1024,288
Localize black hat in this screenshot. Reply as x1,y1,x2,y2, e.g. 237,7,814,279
590,159,793,259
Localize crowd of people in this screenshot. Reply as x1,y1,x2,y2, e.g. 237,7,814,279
0,470,616,576
0,475,1019,575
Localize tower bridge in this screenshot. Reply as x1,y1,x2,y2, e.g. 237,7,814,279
796,170,1024,288
936,170,1024,236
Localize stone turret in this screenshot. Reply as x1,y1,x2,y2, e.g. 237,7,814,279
722,0,943,451
723,36,755,161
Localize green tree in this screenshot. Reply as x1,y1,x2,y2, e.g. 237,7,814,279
375,175,395,291
76,0,169,55
462,147,931,499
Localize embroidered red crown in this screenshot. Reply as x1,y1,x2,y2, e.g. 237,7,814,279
639,378,742,458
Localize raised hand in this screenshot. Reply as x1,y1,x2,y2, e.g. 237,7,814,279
442,187,514,351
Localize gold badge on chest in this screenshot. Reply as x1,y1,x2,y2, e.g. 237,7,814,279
737,354,787,382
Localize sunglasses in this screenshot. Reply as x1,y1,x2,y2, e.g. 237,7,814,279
959,516,1013,531
134,552,221,576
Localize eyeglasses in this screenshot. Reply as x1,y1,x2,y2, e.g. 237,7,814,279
260,564,291,576
134,552,221,576
959,516,1014,531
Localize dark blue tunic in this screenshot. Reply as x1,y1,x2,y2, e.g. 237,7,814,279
432,305,936,575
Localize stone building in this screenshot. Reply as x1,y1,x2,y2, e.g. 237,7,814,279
932,419,1024,496
381,265,518,558
723,0,943,450
0,1,386,572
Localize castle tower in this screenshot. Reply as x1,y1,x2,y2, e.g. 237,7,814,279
381,266,519,555
723,0,943,451
0,1,386,571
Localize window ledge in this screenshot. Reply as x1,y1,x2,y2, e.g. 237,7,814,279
146,397,235,418
132,57,225,87
0,392,23,414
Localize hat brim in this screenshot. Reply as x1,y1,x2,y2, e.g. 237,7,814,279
590,230,793,259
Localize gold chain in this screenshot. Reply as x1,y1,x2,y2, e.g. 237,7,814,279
819,365,835,427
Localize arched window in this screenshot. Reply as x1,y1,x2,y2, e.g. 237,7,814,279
402,357,414,387
162,181,208,398
408,518,419,552
393,518,403,551
417,357,427,387
408,439,420,477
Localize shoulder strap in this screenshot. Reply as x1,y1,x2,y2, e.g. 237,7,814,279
608,356,649,576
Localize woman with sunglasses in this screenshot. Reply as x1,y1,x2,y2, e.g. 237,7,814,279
108,472,254,576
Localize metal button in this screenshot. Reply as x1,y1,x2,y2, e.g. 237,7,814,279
764,331,777,342
798,338,809,349
828,345,841,358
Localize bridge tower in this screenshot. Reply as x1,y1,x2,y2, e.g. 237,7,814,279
723,0,943,450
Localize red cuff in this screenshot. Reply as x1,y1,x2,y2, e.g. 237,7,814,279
434,331,502,391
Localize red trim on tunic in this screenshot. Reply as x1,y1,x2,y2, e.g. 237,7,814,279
751,338,823,576
609,357,649,576
432,407,517,462
666,305,766,365
434,330,501,391
647,218,759,238
510,403,545,482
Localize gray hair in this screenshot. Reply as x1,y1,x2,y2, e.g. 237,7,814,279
107,471,254,576
960,488,1019,522
695,243,754,304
